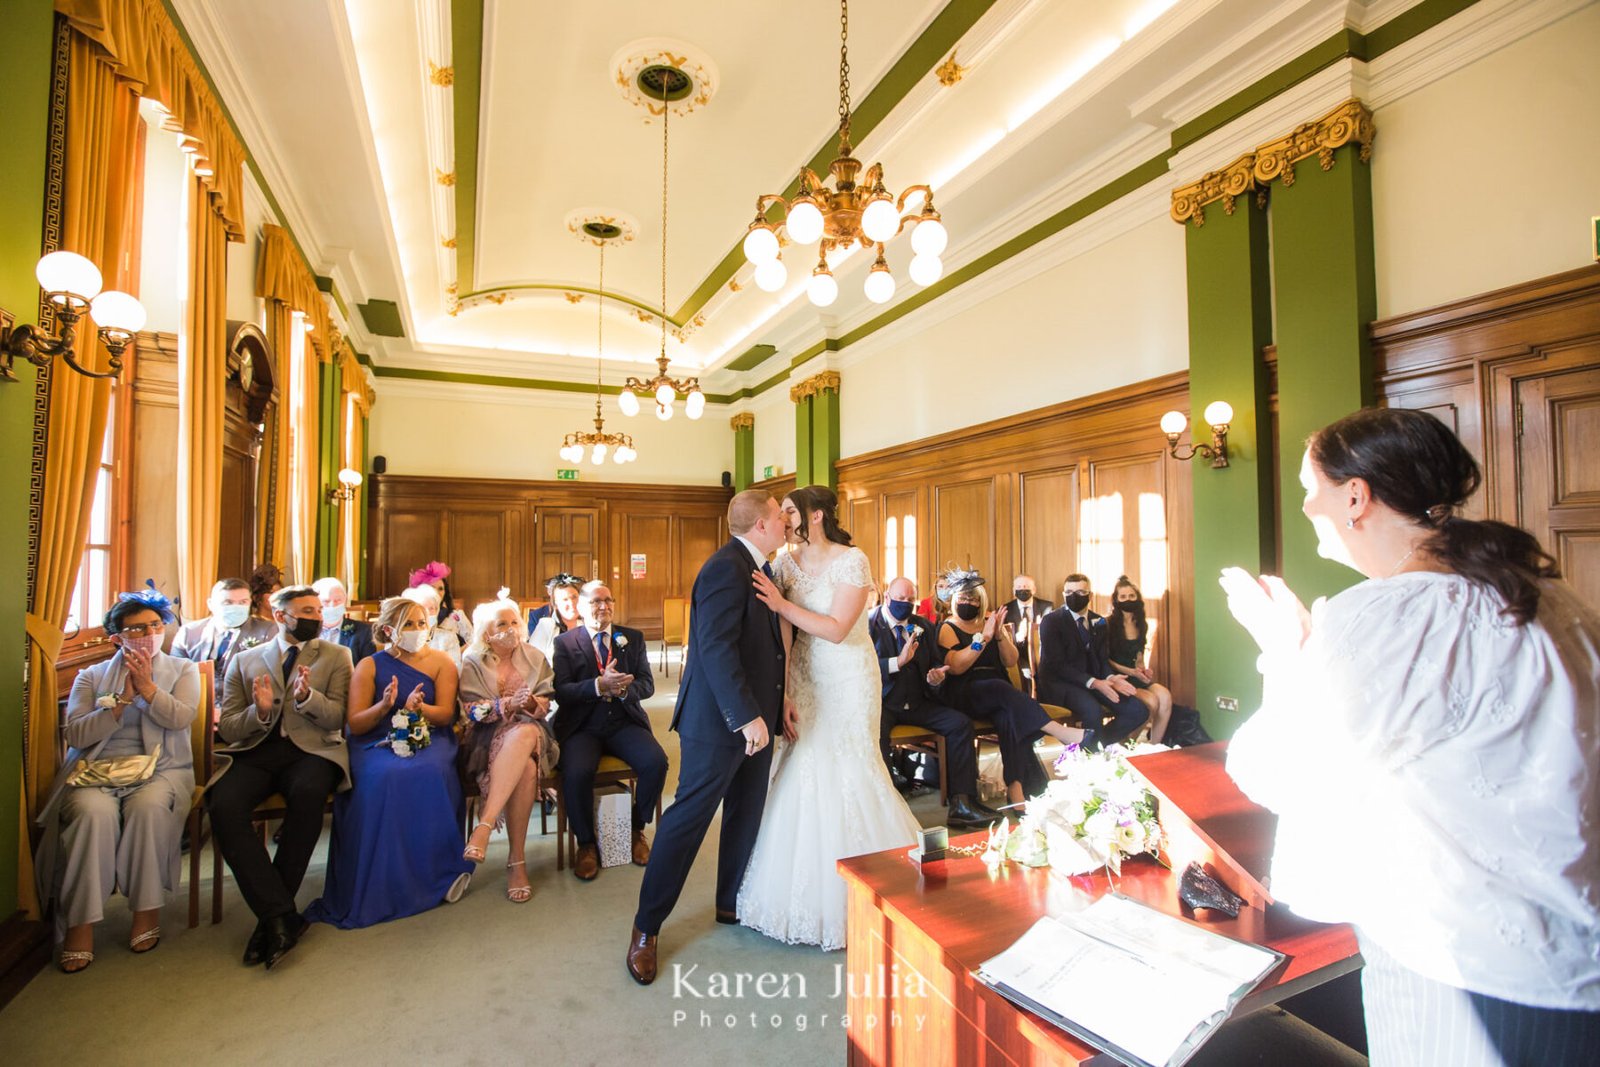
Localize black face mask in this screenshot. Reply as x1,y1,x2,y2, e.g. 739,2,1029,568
1013,589,1032,602
954,602,981,622
1117,597,1144,611
286,615,322,643
1063,591,1092,613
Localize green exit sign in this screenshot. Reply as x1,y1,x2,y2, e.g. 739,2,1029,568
763,465,775,479
556,469,579,481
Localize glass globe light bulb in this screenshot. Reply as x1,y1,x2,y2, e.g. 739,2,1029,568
656,402,673,421
1159,410,1188,436
754,257,787,292
908,254,943,287
36,251,103,304
655,382,676,406
911,217,948,257
1203,400,1234,427
861,198,901,244
685,390,706,419
742,226,779,264
807,270,838,308
618,389,640,417
90,290,147,334
785,200,824,245
863,267,895,304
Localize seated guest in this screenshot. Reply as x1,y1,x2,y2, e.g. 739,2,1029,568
1001,574,1053,681
530,573,584,662
170,577,276,674
551,581,666,881
313,576,376,666
1036,574,1150,751
916,575,951,625
305,596,472,928
869,577,1002,828
401,583,461,669
37,589,198,973
209,586,351,969
934,569,1086,804
248,563,284,621
408,560,470,656
1106,576,1173,743
459,597,558,903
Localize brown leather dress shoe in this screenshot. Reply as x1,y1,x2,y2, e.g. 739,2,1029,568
626,926,658,985
631,830,651,866
574,844,600,881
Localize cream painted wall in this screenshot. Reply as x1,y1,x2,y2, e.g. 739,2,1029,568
370,380,733,486
227,176,269,326
138,109,187,332
837,212,1188,458
749,383,797,480
1373,3,1600,319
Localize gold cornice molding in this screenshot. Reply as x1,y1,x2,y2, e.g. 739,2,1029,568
1171,99,1375,226
730,413,755,431
789,370,841,403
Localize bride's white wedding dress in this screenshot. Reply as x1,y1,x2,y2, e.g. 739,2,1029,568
736,545,922,950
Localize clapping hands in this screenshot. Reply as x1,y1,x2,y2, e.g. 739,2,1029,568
1219,567,1312,659
598,660,633,699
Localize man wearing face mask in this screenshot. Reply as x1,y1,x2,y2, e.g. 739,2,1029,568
171,577,277,674
868,577,1002,828
1036,574,1148,749
312,577,376,666
1001,575,1053,683
208,586,352,970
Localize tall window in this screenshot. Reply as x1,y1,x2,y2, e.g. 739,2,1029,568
65,382,120,634
287,311,309,577
883,512,916,585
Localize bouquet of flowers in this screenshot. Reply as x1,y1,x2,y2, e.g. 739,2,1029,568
992,745,1163,875
381,708,431,758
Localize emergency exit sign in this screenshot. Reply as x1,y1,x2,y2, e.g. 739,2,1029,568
556,469,579,481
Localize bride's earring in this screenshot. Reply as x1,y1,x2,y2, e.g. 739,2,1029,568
1345,518,1356,530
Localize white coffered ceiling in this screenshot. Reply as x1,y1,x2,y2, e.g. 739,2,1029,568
171,0,1422,394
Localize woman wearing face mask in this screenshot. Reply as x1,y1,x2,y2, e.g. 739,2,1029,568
457,596,558,903
36,587,198,973
935,570,1085,805
530,574,585,663
305,596,473,927
1107,576,1173,743
408,561,471,659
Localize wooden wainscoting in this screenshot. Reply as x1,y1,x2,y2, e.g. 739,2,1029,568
368,476,731,637
835,372,1196,705
1375,264,1600,609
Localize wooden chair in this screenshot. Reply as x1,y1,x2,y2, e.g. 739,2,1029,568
658,596,688,677
549,755,663,871
964,665,1079,804
186,662,221,927
887,723,949,804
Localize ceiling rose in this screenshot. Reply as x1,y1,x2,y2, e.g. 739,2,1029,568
611,38,718,122
565,208,640,247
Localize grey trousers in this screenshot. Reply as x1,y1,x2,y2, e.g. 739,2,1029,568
57,773,188,928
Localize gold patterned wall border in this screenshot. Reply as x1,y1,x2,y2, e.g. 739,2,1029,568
789,370,841,403
730,413,755,431
1171,99,1375,226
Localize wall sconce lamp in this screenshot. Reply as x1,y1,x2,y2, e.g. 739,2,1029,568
1160,401,1233,468
0,251,147,382
326,467,363,503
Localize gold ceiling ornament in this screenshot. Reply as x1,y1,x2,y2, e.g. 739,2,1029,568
619,73,705,422
789,370,841,403
486,292,509,305
729,413,755,432
445,282,457,297
564,292,584,304
742,0,950,307
935,51,967,86
727,278,743,293
559,240,637,467
565,208,640,247
428,61,454,87
441,236,456,249
1171,99,1375,226
611,40,719,122
435,168,456,187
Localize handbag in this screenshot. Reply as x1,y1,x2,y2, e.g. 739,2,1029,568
66,744,161,788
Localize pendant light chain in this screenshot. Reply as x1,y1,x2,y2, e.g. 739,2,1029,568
658,76,669,362
838,0,851,146
595,241,604,421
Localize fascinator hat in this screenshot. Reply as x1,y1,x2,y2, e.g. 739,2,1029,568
940,566,985,597
408,561,451,587
116,579,176,623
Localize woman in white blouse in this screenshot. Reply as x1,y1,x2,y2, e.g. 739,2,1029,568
1223,407,1599,1065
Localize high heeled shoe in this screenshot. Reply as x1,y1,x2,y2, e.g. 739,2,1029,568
463,821,492,863
506,860,531,903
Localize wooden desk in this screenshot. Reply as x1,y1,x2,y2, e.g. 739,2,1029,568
838,745,1361,1066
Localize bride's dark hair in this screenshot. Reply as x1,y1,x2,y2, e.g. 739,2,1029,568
786,485,853,547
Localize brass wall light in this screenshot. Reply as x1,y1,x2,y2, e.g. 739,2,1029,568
326,467,364,503
0,251,146,381
1160,402,1232,468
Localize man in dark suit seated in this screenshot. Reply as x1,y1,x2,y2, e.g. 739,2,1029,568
1001,574,1053,683
1036,573,1148,749
170,577,277,676
870,577,1002,829
313,577,376,666
551,580,666,882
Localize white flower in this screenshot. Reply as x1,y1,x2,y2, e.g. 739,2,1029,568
613,634,628,649
391,740,412,758
1115,821,1146,852
95,694,118,710
390,712,409,729
467,701,493,723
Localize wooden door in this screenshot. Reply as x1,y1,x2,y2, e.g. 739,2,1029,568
537,507,600,585
1018,467,1079,605
1515,361,1600,610
444,509,522,609
617,514,671,632
881,489,918,590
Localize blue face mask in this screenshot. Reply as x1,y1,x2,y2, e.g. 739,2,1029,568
886,599,913,621
216,603,251,629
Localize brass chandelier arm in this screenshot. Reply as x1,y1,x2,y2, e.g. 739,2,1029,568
1,314,124,380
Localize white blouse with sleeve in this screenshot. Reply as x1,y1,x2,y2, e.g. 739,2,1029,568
1226,572,1600,1010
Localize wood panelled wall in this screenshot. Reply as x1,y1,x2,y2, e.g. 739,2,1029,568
1374,263,1600,610
834,372,1196,705
367,476,731,637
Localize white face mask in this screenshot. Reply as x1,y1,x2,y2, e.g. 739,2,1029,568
321,605,345,629
393,629,428,654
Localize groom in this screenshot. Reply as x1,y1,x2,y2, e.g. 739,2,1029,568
628,489,789,985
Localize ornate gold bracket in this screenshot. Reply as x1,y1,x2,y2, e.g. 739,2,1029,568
789,370,841,403
1171,99,1375,226
730,413,755,431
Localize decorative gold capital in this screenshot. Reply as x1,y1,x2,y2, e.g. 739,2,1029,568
730,413,755,432
789,370,841,403
1170,153,1255,227
936,52,967,87
429,62,454,87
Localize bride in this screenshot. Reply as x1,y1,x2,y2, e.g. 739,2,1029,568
738,485,923,950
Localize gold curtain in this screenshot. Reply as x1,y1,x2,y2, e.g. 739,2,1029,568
20,30,141,916
335,343,372,589
255,300,295,569
177,174,228,615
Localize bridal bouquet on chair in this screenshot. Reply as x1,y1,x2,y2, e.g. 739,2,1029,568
381,708,432,758
1003,746,1163,876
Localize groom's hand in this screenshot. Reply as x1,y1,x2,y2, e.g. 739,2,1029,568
740,716,770,756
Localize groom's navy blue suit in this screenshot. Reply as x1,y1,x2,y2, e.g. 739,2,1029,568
634,537,786,935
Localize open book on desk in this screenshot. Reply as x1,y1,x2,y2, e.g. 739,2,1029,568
976,894,1284,1067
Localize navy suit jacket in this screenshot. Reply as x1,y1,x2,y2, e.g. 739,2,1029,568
1037,607,1113,706
866,609,942,711
550,623,654,744
671,539,785,747
333,618,377,666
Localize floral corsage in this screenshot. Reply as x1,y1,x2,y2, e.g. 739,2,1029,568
465,700,497,724
95,694,119,711
613,634,628,650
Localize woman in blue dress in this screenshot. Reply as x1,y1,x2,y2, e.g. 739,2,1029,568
306,596,472,928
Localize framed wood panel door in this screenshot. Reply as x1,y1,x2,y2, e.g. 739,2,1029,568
444,509,523,609
618,514,671,632
379,510,440,598
933,479,996,589
537,506,599,586
1018,467,1079,606
1513,359,1600,610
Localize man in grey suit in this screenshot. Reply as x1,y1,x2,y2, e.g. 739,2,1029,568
170,577,277,678
207,585,351,970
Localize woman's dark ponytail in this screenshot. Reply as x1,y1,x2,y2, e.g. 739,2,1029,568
1310,408,1558,625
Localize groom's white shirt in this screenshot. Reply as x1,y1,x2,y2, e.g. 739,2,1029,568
735,535,767,568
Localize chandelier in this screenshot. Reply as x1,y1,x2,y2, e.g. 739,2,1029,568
740,0,948,307
619,71,705,421
559,240,637,466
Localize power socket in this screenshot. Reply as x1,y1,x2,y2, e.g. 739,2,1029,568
1216,696,1239,713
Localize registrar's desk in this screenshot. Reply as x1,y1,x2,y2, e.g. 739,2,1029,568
838,744,1361,1065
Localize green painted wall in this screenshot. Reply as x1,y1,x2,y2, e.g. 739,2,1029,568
810,388,840,491
0,0,53,920
1270,148,1376,604
793,395,814,487
313,361,340,580
1184,196,1275,739
733,422,754,490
